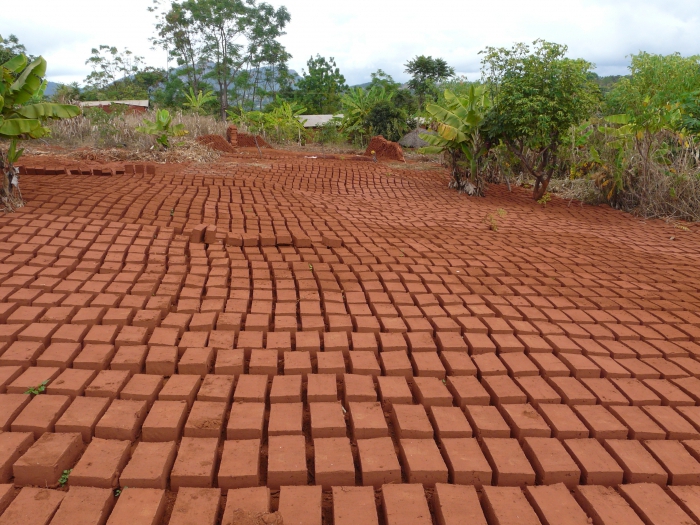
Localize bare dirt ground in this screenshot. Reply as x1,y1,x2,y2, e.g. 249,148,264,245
0,146,699,525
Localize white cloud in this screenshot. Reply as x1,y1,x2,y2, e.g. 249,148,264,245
3,0,700,85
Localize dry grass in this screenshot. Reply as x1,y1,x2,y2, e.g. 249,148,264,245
45,110,228,151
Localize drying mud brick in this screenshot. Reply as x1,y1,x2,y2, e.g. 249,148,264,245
268,402,303,436
183,400,226,438
221,487,272,525
525,483,590,525
168,488,220,525
233,374,268,403
399,438,448,486
464,405,511,439
314,437,355,489
119,441,177,489
0,487,64,525
522,437,581,488
105,488,166,525
349,402,388,439
158,374,201,406
644,440,700,485
433,484,487,525
85,370,131,399
608,405,666,440
381,484,432,525
537,403,589,439
500,403,552,440
643,405,700,440
309,402,346,438
618,483,696,525
46,368,97,398
412,376,453,406
332,486,379,525
69,437,130,488
603,439,667,485
141,400,188,441
446,376,490,407
11,393,71,438
377,376,413,404
226,402,265,439
357,437,401,488
574,485,645,525
481,438,536,486
94,399,148,440
306,374,337,402
170,437,219,489
218,439,260,489
481,486,541,525
668,486,700,523
440,437,492,487
429,406,472,438
563,438,624,485
278,485,322,525
573,404,629,440
13,432,83,487
0,432,33,483
49,486,115,525
344,374,376,403
391,404,433,438
266,434,307,488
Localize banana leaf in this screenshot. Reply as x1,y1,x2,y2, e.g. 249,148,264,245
15,103,81,119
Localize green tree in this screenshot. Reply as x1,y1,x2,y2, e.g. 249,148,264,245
0,34,32,65
84,45,145,94
151,1,206,93
292,55,347,114
365,100,408,142
368,69,400,93
481,40,600,200
404,55,455,109
606,52,700,130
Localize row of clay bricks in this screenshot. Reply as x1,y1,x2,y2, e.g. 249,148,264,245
7,399,700,488
5,367,700,437
6,421,700,493
2,481,700,525
15,164,161,177
6,336,700,385
9,483,700,525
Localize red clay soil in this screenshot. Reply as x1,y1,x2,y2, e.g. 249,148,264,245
364,135,406,162
195,134,236,153
237,133,273,149
1,146,700,525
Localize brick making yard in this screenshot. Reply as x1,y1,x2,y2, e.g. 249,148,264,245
0,148,699,525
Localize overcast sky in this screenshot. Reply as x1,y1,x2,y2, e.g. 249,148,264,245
4,0,700,86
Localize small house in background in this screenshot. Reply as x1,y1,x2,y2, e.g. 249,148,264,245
297,115,342,128
79,100,149,114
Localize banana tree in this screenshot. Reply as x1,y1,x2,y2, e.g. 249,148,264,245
1,52,81,210
263,99,307,144
419,86,491,196
135,109,188,148
182,87,217,114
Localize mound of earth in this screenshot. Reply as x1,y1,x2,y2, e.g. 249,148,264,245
364,135,405,162
399,128,433,148
196,134,236,153
237,133,273,149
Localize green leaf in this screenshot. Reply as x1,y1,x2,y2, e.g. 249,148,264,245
15,103,81,120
